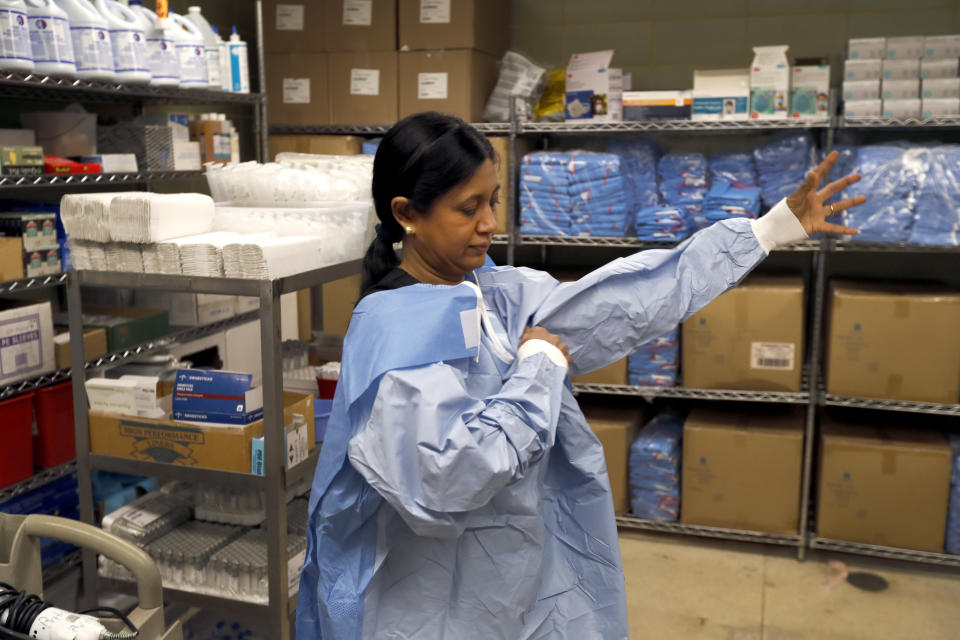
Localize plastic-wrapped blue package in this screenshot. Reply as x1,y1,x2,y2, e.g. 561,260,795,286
754,132,815,210
627,327,679,386
634,206,690,241
708,152,757,187
909,146,960,246
658,153,708,231
839,145,918,243
606,138,661,232
822,145,858,207
701,181,762,226
519,152,576,235
628,409,685,521
946,433,960,554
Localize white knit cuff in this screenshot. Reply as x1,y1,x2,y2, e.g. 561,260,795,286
517,339,569,371
750,198,809,254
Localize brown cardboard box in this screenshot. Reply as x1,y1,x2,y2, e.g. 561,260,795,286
89,392,314,474
398,0,509,56
681,408,804,534
583,405,642,514
826,281,960,404
53,328,107,369
572,358,628,385
188,120,230,166
0,237,24,281
818,418,952,552
325,0,397,51
262,0,326,54
323,274,362,337
266,53,330,126
682,276,805,392
398,50,499,122
269,135,364,159
329,52,399,125
488,136,533,234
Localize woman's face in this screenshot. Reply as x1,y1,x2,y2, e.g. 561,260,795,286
399,158,500,281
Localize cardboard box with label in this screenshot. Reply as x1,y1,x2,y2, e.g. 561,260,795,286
89,391,314,474
790,65,830,120
188,120,231,166
583,404,642,514
563,51,622,122
330,51,398,125
398,49,499,122
0,212,58,252
0,146,43,177
55,306,169,353
826,281,960,404
172,141,201,171
134,291,236,328
681,408,804,534
848,37,886,60
266,53,330,126
572,358,628,386
750,45,790,120
263,0,325,53
682,276,805,391
398,0,508,56
487,136,532,234
692,69,750,121
0,237,23,281
326,0,396,52
0,299,55,386
818,418,951,552
53,327,108,369
269,135,364,159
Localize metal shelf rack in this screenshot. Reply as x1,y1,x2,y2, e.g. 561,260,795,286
268,123,510,135
515,235,821,252
0,272,67,296
68,259,360,640
0,460,76,504
617,516,802,548
0,171,205,191
573,383,810,404
521,119,831,134
809,538,960,568
829,239,960,253
823,394,960,417
840,115,960,129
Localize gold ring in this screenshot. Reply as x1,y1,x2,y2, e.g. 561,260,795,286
828,204,835,215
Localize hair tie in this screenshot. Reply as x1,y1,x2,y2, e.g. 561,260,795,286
375,223,391,241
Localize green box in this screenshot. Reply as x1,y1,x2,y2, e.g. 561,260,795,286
54,306,169,353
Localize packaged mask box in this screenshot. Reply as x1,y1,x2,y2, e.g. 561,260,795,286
924,34,960,59
881,78,919,100
886,36,925,59
750,45,791,120
921,58,959,79
790,65,829,119
883,58,920,80
848,37,886,60
564,50,622,122
843,80,880,101
845,59,882,81
844,99,882,117
24,248,61,277
623,91,692,120
883,98,921,118
922,77,960,99
692,69,750,121
0,212,58,252
922,97,960,117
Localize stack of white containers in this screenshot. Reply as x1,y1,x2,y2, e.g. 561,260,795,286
844,35,960,118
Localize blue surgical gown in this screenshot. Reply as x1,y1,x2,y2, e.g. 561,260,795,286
297,218,769,639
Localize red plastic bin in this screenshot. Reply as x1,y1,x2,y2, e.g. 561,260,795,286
0,393,34,487
33,381,76,468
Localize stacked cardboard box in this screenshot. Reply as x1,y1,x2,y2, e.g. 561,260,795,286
0,212,61,278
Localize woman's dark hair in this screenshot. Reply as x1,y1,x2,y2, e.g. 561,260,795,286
362,112,496,293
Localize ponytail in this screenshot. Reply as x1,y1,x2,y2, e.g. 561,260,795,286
360,224,402,294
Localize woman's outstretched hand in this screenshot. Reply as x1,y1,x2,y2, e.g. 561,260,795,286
785,150,865,236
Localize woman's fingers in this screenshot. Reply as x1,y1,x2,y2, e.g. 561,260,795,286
826,195,867,214
818,221,859,235
814,150,838,181
817,173,861,201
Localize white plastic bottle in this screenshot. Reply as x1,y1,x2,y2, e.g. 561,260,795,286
227,25,248,93
24,0,75,76
93,0,149,83
55,0,113,81
127,0,177,86
184,5,219,89
0,0,34,73
211,24,230,92
170,11,207,88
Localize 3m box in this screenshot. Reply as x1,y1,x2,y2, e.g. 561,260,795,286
921,58,959,79
488,136,533,234
0,300,54,387
329,51,398,125
583,404,642,514
882,98,921,118
924,35,960,59
0,212,58,252
842,80,880,101
826,281,960,404
922,97,960,117
572,358,628,386
53,327,107,369
269,135,364,159
692,69,750,121
398,0,509,57
681,408,804,534
883,58,920,80
750,45,790,120
818,419,951,552
882,78,919,100
326,0,396,52
89,392,313,474
844,99,882,117
848,37,885,60
266,53,330,126
790,65,829,119
57,306,169,352
398,49,499,122
623,91,692,120
564,50,622,122
886,36,925,60
173,369,263,425
683,276,805,392
922,77,960,99
262,0,326,54
845,59,882,81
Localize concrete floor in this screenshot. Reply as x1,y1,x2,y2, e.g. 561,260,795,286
621,532,960,639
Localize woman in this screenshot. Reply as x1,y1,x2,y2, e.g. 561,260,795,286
297,113,863,639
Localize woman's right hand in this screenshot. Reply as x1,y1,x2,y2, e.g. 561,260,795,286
520,326,572,367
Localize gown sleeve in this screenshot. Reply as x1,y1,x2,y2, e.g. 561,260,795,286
346,347,568,538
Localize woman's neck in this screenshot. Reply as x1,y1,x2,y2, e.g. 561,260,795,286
399,244,465,286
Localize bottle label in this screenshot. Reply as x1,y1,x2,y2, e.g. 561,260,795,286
28,14,75,64
0,8,31,62
146,36,178,80
70,26,113,72
177,42,208,85
229,43,249,92
205,47,221,87
110,28,148,73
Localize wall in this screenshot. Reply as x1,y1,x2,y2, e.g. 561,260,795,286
510,0,960,88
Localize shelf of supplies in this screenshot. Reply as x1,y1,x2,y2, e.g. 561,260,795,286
0,272,67,295
269,123,510,136
491,234,509,245
521,119,831,134
840,115,960,129
0,72,264,105
829,240,960,253
43,549,82,586
0,367,72,402
823,394,960,417
0,171,204,190
101,578,274,617
574,383,810,404
617,516,802,547
515,235,821,251
0,460,76,505
809,537,960,568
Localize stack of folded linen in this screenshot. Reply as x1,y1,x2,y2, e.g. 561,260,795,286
519,151,577,236
634,206,690,242
701,180,763,226
627,327,679,387
60,192,125,242
176,232,242,277
909,145,960,246
104,242,144,273
753,133,815,210
226,236,325,280
108,193,215,243
708,152,757,188
568,152,630,236
658,153,707,230
628,409,685,521
607,138,661,229
67,239,107,271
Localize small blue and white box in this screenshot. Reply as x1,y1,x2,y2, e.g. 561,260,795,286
172,369,263,425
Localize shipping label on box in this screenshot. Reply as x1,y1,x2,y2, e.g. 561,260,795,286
848,37,885,59
692,69,750,121
343,0,373,25
351,68,380,95
282,78,311,104
790,65,829,119
883,58,920,79
276,3,304,30
419,0,450,23
250,418,309,475
750,45,790,120
173,369,264,425
886,36,924,59
565,50,621,122
844,99,882,117
882,78,920,100
922,77,960,99
845,59,882,81
843,80,880,101
418,72,448,99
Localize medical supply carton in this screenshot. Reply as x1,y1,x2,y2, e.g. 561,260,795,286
842,80,880,101
682,276,805,392
564,50,622,122
325,0,397,52
886,36,925,60
0,212,57,252
266,53,331,126
922,77,960,99
0,146,42,177
53,327,107,369
0,237,22,281
790,65,829,119
922,97,960,117
398,49,500,122
572,358,628,386
250,416,310,475
489,136,534,234
818,417,951,552
691,69,750,121
398,0,509,57
134,291,236,328
623,91,692,120
750,45,790,120
262,0,326,54
826,281,960,404
882,58,920,80
921,58,959,79
681,408,804,534
54,306,168,352
329,51,399,125
848,37,886,60
924,34,960,59
173,369,263,426
881,78,919,100
269,135,363,158
844,59,882,81
882,98,921,118
0,299,54,387
582,403,642,514
844,99,882,117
